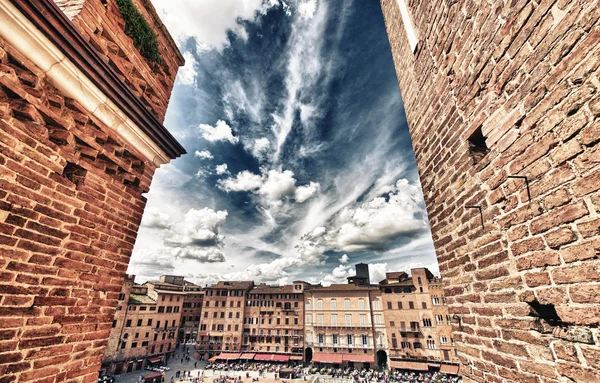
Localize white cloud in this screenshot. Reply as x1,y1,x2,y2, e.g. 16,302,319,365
177,51,197,85
298,0,318,19
140,207,172,230
252,137,270,158
298,179,427,253
369,263,388,284
320,264,354,286
338,254,349,264
215,164,229,175
218,168,320,204
199,120,239,144
294,181,320,203
151,0,281,51
194,150,213,160
165,208,228,249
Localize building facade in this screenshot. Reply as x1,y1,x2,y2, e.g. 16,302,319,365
101,276,185,375
0,0,184,381
304,282,384,369
241,283,307,362
380,269,459,371
379,1,600,381
180,281,204,344
196,281,253,357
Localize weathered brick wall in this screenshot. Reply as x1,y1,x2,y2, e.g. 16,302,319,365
0,37,158,382
69,0,183,123
379,0,600,381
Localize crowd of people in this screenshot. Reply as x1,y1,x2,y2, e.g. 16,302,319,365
200,362,460,383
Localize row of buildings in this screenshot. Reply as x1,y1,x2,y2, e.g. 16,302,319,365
102,265,459,375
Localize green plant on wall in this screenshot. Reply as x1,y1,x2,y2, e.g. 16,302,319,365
115,0,161,64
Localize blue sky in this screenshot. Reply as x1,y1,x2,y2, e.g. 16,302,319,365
129,0,438,286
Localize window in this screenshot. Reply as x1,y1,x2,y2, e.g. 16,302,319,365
358,299,364,310
451,337,455,345
427,340,436,349
373,300,380,310
436,315,443,325
332,334,338,345
317,300,323,310
318,334,324,345
397,302,403,309
317,314,323,325
392,336,398,348
374,315,382,325
423,318,432,327
135,332,139,338
347,334,353,346
118,293,125,300
142,341,148,347
305,314,311,324
377,334,383,346
137,319,142,327
147,319,152,326
422,302,427,309
112,320,117,328
409,301,414,309
156,321,160,329
131,342,137,348
344,299,350,310
306,300,311,310
158,306,164,313
330,299,337,310
432,296,440,305
153,334,158,341
362,335,368,346
401,341,410,349
126,320,131,327
390,321,395,327
440,336,448,344
446,315,452,325
166,306,173,313
467,126,490,164
120,341,126,349
359,314,366,326
387,302,392,310
331,314,337,326
345,314,352,326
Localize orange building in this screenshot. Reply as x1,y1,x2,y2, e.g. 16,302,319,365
196,281,253,357
241,283,308,363
101,275,185,375
379,268,459,373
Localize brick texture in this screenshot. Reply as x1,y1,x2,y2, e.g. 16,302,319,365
0,1,182,382
379,0,600,381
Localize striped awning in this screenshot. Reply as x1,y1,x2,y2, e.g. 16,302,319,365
218,353,241,360
240,353,256,360
312,353,343,364
342,354,374,363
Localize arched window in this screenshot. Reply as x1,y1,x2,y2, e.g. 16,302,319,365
344,299,350,310
417,277,422,284
306,300,311,310
330,299,337,310
358,299,365,310
317,299,323,310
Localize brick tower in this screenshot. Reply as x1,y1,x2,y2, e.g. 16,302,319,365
0,0,184,381
380,1,600,382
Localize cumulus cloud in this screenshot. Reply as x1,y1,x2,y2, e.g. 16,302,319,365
140,207,172,229
298,0,318,19
165,208,228,249
215,164,229,175
218,168,320,204
339,254,349,264
199,120,239,144
195,150,213,160
218,170,264,192
298,179,427,253
177,51,197,85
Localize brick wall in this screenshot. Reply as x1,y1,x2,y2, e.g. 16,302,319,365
379,0,600,382
0,0,183,381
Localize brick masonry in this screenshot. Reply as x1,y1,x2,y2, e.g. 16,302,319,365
379,0,600,382
0,0,183,382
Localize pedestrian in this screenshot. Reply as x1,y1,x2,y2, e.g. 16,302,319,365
195,362,197,368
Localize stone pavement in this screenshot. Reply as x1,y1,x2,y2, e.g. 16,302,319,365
111,348,205,383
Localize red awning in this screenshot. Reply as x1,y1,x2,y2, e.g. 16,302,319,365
254,354,273,361
218,353,241,360
208,356,218,363
312,353,343,364
290,355,303,360
342,354,374,363
272,355,290,362
440,364,460,375
148,357,162,364
390,361,429,371
240,353,256,360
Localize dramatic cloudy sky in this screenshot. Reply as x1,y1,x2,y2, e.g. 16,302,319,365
129,0,438,286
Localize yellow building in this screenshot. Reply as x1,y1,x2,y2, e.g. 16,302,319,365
304,264,388,369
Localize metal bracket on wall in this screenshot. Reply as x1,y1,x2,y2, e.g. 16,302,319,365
507,175,531,201
466,205,484,228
